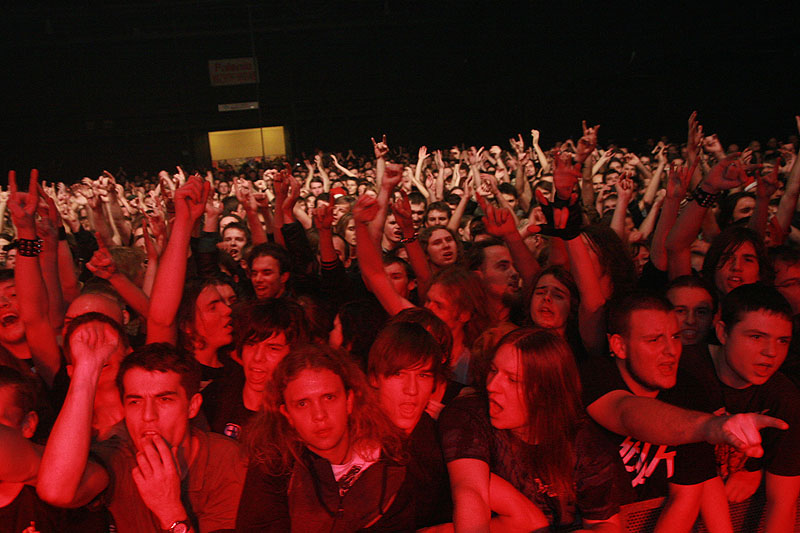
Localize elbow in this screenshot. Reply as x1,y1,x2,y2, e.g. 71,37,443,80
37,482,79,508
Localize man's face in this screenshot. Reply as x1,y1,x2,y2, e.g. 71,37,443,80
480,245,520,303
222,227,247,261
424,283,466,331
410,202,426,229
250,255,289,299
486,344,528,435
426,228,457,268
193,286,233,349
714,241,759,295
613,309,682,396
774,260,800,315
732,197,755,222
667,286,714,346
123,368,201,452
280,368,353,463
332,202,350,224
310,182,324,197
0,280,24,345
425,209,449,227
217,181,230,196
374,362,435,434
501,194,518,211
242,332,289,393
383,214,403,245
530,273,571,332
384,262,412,298
717,310,792,388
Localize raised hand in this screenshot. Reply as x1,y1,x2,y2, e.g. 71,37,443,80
509,133,525,155
615,174,634,203
382,163,403,190
417,145,429,162
352,194,379,224
530,129,541,146
755,163,780,199
313,202,334,230
480,198,518,239
86,237,118,280
371,134,389,160
703,134,724,156
552,150,581,200
688,111,704,155
390,191,416,237
68,318,122,370
576,121,600,164
173,174,210,222
7,169,39,237
466,146,485,167
666,162,693,200
434,149,445,169
702,154,750,193
534,188,582,241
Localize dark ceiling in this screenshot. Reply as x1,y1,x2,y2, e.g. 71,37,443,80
4,1,797,179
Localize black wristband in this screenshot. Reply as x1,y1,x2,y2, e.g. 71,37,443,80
400,233,418,244
690,186,719,208
17,238,43,257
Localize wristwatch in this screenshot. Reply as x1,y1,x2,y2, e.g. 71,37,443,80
168,520,191,533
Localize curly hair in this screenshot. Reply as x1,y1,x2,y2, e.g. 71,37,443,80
246,344,406,475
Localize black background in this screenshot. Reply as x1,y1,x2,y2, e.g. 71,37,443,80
4,1,798,180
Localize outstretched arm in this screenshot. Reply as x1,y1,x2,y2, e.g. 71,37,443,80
8,170,61,387
666,154,747,279
354,195,414,316
37,321,118,508
146,176,210,344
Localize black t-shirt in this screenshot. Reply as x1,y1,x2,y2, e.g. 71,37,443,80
439,393,627,527
207,365,257,441
0,484,65,533
405,413,452,528
687,347,800,479
580,355,718,500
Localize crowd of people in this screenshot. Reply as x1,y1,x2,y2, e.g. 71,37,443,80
1,113,800,532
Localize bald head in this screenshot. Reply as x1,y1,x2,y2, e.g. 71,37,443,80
65,293,125,328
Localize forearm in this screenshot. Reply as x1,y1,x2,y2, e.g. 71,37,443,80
39,242,65,331
505,232,540,288
777,157,800,230
446,193,470,232
106,196,131,245
748,194,770,239
89,204,114,246
57,239,82,305
651,198,681,272
356,224,412,315
533,144,550,173
317,229,338,263
146,220,192,343
609,198,631,241
293,204,313,230
403,239,432,293
37,363,102,506
244,208,268,245
641,163,665,208
637,200,662,241
108,273,150,318
367,185,392,244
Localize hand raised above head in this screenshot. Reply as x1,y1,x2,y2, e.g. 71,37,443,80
371,134,389,160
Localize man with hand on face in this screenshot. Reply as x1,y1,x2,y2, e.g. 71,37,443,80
37,327,244,533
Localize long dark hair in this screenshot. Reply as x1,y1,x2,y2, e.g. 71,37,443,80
493,328,583,504
246,345,405,474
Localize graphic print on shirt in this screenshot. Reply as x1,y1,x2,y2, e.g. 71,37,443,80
619,436,676,487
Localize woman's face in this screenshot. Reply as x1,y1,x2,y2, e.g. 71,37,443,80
530,274,571,333
486,344,528,435
714,241,759,295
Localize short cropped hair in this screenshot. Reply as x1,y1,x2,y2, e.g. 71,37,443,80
0,366,37,420
247,242,291,274
116,343,201,399
233,298,309,358
367,322,446,382
607,291,673,338
720,283,792,332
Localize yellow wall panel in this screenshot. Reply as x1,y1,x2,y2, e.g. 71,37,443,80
208,126,286,162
